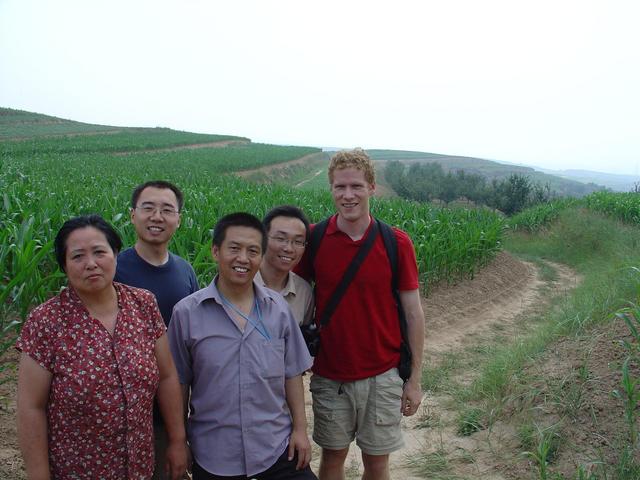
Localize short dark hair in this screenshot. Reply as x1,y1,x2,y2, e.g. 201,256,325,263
54,214,123,273
131,180,184,212
212,212,267,252
262,205,310,240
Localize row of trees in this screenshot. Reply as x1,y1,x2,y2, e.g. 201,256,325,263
384,161,553,215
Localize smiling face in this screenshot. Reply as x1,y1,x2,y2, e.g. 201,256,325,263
264,216,307,275
64,227,117,296
330,167,376,224
212,225,263,292
130,186,181,247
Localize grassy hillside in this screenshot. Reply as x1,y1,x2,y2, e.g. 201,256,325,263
1,107,504,324
368,149,604,198
1,107,122,138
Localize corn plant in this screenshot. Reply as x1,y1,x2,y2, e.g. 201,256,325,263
1,112,505,340
585,191,640,224
522,425,560,480
612,357,640,447
508,199,575,232
616,307,640,355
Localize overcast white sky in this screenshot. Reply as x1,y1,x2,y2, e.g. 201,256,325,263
1,0,639,175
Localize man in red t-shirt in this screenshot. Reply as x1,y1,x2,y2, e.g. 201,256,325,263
296,148,425,480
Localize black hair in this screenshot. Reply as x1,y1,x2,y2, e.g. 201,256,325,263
212,212,267,253
131,180,184,212
262,205,310,241
54,214,123,272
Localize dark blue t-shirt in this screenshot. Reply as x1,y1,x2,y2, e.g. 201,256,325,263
114,248,199,326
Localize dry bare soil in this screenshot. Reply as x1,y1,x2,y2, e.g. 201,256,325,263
1,252,631,478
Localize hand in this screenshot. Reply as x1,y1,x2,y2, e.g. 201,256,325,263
165,439,190,480
288,428,312,470
401,380,423,417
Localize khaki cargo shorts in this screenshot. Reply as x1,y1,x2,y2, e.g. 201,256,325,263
309,368,404,455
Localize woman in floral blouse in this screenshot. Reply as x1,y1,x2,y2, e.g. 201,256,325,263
16,215,188,480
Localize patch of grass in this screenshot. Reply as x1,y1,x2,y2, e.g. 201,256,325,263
517,419,538,451
422,352,464,393
506,208,640,274
414,403,441,429
614,445,640,479
537,261,559,283
404,450,464,479
456,406,485,436
548,363,589,419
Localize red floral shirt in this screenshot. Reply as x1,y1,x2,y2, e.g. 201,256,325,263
16,282,165,480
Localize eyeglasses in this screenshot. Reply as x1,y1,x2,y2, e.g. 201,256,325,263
268,236,307,249
135,205,179,217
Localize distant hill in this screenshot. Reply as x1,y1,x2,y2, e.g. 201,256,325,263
0,107,122,138
535,168,639,193
2,107,614,197
367,149,605,198
0,107,248,142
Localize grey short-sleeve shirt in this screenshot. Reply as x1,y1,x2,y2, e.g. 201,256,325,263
167,278,312,477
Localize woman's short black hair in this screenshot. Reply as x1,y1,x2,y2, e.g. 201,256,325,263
54,214,123,272
212,212,267,253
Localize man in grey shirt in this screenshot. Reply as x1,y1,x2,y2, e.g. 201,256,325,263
168,212,316,480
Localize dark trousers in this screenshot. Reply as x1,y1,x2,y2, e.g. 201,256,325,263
192,448,317,480
152,421,169,480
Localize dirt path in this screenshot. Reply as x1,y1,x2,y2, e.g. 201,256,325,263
5,129,123,140
295,168,324,187
0,252,580,479
112,139,249,156
304,252,580,479
235,152,327,178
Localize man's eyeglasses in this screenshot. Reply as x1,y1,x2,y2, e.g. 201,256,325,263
268,236,307,249
135,205,179,217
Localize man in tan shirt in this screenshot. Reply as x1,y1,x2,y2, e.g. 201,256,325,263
254,205,314,325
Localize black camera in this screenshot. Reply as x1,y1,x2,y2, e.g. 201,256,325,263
300,323,320,357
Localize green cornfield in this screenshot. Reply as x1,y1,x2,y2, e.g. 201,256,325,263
585,191,640,224
507,198,576,232
1,109,505,358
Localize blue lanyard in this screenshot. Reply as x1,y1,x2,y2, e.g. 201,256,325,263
220,294,271,340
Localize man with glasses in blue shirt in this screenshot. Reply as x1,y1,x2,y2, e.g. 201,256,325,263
115,180,199,479
168,212,315,480
254,206,314,326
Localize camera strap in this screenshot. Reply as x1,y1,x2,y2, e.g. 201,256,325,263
316,219,380,328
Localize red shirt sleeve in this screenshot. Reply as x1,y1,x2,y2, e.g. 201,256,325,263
15,303,57,372
127,286,166,341
395,227,420,291
147,292,167,340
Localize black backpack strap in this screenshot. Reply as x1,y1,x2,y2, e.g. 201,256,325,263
308,217,330,281
317,220,380,328
378,220,409,342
